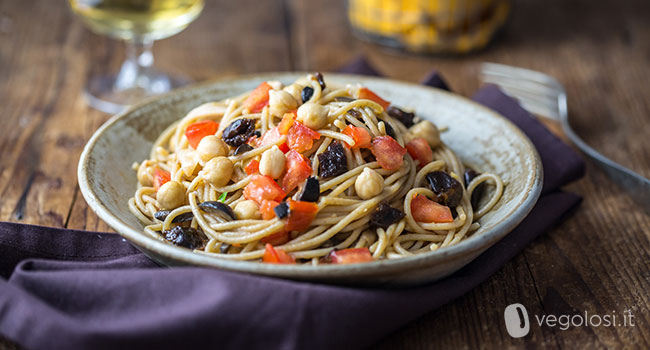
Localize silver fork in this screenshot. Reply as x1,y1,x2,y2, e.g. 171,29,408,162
480,62,650,213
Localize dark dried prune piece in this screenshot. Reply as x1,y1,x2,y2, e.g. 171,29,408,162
222,118,255,147
301,86,314,103
426,171,463,208
315,72,326,90
298,177,320,202
387,106,415,128
318,142,348,178
464,168,485,210
370,203,405,229
163,226,207,250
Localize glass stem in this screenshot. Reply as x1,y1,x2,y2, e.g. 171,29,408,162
114,37,155,91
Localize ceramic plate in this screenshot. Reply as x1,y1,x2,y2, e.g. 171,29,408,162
78,73,543,286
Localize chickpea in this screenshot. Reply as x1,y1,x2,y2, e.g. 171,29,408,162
267,80,284,90
297,102,329,130
283,83,304,103
355,168,384,200
156,181,185,210
268,90,298,117
259,145,286,179
137,161,155,187
409,120,441,148
196,135,228,162
234,200,261,220
202,156,234,187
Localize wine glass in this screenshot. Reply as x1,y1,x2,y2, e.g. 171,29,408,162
69,0,205,113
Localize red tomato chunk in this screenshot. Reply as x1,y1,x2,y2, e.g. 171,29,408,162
185,120,219,149
243,175,286,205
371,136,407,170
262,243,295,264
342,125,371,149
410,194,453,223
281,150,312,193
405,137,433,166
243,82,273,113
329,248,373,264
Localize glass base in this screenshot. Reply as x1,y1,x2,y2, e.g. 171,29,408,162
84,71,188,114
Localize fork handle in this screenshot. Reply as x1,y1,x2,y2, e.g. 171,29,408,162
560,113,650,214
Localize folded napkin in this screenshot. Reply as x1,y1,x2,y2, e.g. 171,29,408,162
0,57,585,350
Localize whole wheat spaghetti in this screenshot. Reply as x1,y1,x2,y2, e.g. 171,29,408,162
129,73,504,264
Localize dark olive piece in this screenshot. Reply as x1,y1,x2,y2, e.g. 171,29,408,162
464,169,480,186
464,169,485,210
234,143,254,155
334,96,355,102
198,201,237,220
383,121,396,138
298,177,320,202
222,118,256,147
153,211,193,223
387,106,415,127
301,86,314,103
318,142,348,178
219,243,231,254
274,202,290,219
254,130,261,138
426,171,464,208
347,109,361,118
315,72,326,90
370,203,405,229
163,226,207,250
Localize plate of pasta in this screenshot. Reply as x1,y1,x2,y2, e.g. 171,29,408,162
78,72,542,285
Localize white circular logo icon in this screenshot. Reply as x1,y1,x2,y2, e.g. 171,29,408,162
504,303,530,338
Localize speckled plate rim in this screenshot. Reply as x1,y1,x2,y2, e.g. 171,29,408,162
78,72,543,279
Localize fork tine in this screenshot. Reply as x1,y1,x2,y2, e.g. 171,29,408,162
481,63,565,92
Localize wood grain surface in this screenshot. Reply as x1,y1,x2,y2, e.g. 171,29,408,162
1,0,649,348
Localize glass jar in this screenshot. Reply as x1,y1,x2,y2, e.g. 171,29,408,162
348,0,511,54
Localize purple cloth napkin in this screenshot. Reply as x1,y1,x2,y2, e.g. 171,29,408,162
0,58,585,350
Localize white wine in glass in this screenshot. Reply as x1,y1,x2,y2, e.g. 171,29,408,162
69,0,205,113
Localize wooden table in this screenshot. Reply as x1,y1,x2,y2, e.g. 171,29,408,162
1,0,649,348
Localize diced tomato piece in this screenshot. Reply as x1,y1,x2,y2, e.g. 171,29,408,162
153,168,170,191
370,136,407,170
243,82,272,113
184,120,219,149
243,175,286,205
281,150,312,193
411,194,454,223
260,200,280,220
261,231,290,245
358,87,390,110
245,159,260,175
285,199,318,231
329,248,373,264
405,137,434,166
278,112,297,135
259,127,290,153
287,122,321,153
262,243,295,264
342,125,371,149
